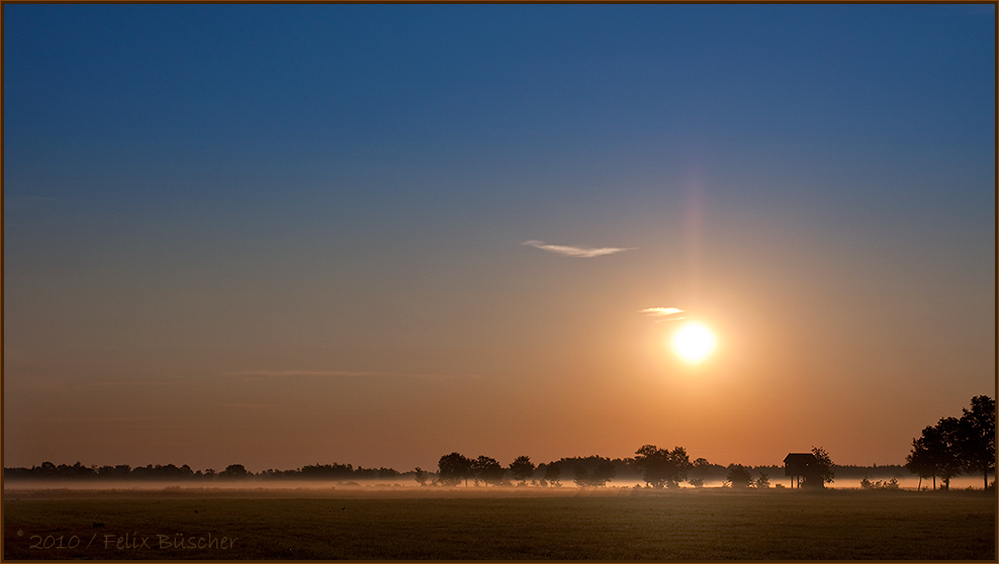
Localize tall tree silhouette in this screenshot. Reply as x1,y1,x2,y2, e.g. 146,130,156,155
634,445,692,488
573,461,615,487
906,396,995,491
543,462,562,486
437,452,472,486
471,456,505,486
509,456,535,484
906,418,962,490
958,395,996,490
905,434,937,490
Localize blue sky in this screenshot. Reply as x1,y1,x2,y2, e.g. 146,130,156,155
4,4,995,472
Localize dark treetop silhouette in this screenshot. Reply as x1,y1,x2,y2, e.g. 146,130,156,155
906,395,996,491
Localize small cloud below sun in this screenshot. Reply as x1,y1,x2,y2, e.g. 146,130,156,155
640,306,685,321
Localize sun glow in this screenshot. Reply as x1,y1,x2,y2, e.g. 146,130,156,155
671,322,716,363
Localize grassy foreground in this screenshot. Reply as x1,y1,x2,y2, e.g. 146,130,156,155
3,488,995,560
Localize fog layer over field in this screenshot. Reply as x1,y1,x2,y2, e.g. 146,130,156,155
3,475,989,497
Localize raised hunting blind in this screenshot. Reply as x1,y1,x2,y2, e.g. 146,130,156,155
783,453,824,489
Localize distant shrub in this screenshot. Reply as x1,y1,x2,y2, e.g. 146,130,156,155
689,478,704,488
860,476,900,490
774,483,786,489
753,472,771,489
726,465,753,488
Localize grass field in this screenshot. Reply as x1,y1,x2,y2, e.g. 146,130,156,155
3,487,995,560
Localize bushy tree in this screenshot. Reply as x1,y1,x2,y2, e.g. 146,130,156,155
726,464,753,488
905,435,937,490
220,464,249,479
634,445,693,488
753,472,770,489
807,447,835,487
906,396,995,491
509,456,535,484
544,462,562,486
934,418,964,489
573,461,615,487
958,395,996,490
437,452,472,486
472,456,505,486
906,419,962,490
592,461,616,486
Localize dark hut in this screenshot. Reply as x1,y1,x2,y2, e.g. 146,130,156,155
783,452,824,488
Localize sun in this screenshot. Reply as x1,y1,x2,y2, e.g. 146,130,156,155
671,322,716,363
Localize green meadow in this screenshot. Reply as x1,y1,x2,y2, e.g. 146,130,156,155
3,487,994,560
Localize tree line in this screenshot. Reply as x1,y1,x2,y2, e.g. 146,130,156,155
3,462,402,482
905,395,995,491
429,446,830,490
6,396,991,490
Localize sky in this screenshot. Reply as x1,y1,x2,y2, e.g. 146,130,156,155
4,4,995,474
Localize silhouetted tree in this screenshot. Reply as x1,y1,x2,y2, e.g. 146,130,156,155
472,456,505,486
414,467,428,486
634,445,692,488
905,433,939,490
804,447,835,487
509,456,535,484
593,461,615,485
689,457,727,484
472,456,506,486
906,396,995,491
543,462,562,486
754,472,771,489
437,452,472,486
376,467,400,480
914,418,964,490
935,417,965,490
220,464,249,479
958,395,996,490
573,461,615,487
301,463,355,480
726,464,753,488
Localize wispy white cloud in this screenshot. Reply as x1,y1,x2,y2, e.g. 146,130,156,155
640,307,686,321
522,240,635,258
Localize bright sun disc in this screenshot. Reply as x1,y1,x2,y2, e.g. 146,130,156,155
672,323,715,363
